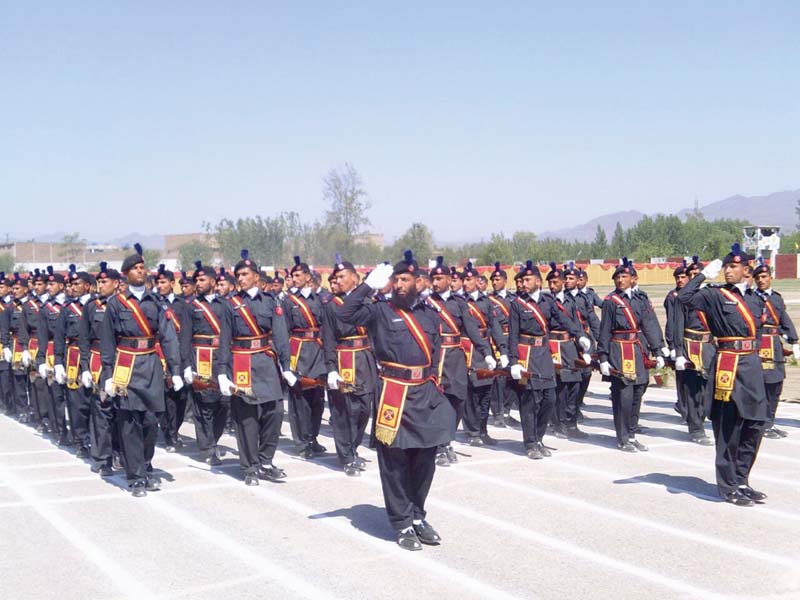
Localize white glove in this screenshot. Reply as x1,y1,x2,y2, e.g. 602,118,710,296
54,364,66,385
364,263,394,290
582,353,592,364
327,371,345,390
793,344,800,361
669,348,676,360
282,370,298,387
701,258,723,280
675,356,688,371
21,350,31,367
172,375,184,392
38,363,49,379
660,347,670,358
599,361,611,377
655,356,665,369
578,336,591,351
2,348,11,362
183,366,194,385
217,374,235,397
509,364,524,380
81,370,93,389
104,378,116,397
484,355,497,370
499,354,509,368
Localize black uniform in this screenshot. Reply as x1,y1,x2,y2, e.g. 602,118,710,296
229,288,291,475
678,273,767,497
336,283,454,532
57,295,93,451
487,290,517,422
38,294,68,443
99,289,181,485
159,293,192,449
664,287,688,420
321,294,378,467
0,295,12,415
283,289,327,451
9,295,31,420
23,295,49,426
180,294,233,459
575,285,601,411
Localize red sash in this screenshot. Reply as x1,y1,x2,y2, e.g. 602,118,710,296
192,299,222,334
230,296,262,336
288,293,319,328
609,294,638,329
515,296,549,333
116,293,153,336
488,295,510,318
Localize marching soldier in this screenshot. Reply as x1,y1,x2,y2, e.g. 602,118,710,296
461,262,508,446
487,262,518,428
228,250,292,485
546,262,593,439
677,245,768,506
215,267,237,299
284,255,328,459
577,269,604,309
321,256,378,475
100,244,183,497
672,257,715,445
79,262,120,476
180,261,232,465
179,271,196,301
569,265,599,422
24,270,50,431
336,250,453,551
450,267,464,296
427,256,493,464
0,273,13,415
597,259,665,452
37,266,70,445
154,265,192,452
8,274,33,423
753,260,799,439
665,262,689,422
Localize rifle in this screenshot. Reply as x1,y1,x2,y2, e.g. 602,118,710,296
192,373,260,403
296,375,355,393
474,367,549,382
573,358,635,382
643,357,696,371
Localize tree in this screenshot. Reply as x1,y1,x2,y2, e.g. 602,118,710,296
590,225,608,259
389,223,434,263
143,249,162,269
609,222,626,258
0,253,14,273
207,212,303,268
177,239,213,270
323,163,371,239
59,232,86,263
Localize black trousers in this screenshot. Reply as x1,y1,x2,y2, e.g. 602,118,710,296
680,372,708,435
438,392,464,454
519,388,553,448
577,370,591,408
377,444,437,531
46,382,68,439
610,381,647,445
31,377,49,424
66,386,92,448
764,381,783,430
89,395,117,464
463,382,492,436
233,397,283,473
710,400,765,496
674,371,688,420
193,396,229,454
0,370,13,414
289,387,324,444
160,387,188,446
12,373,29,417
329,389,373,465
554,380,581,427
117,408,159,484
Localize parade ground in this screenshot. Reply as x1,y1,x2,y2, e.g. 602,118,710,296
0,373,798,600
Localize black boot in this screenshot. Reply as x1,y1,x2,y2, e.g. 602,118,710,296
479,418,498,446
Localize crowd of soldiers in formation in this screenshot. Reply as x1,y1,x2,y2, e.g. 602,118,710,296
0,242,792,550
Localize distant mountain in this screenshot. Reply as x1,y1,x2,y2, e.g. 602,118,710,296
540,189,799,242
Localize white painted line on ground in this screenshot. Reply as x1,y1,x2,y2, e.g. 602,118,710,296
0,462,154,599
146,494,340,600
638,452,800,487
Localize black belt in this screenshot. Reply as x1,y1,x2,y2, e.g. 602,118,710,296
441,335,461,346
684,330,712,342
90,340,101,351
379,364,432,381
291,329,320,340
192,335,220,347
116,336,157,350
519,334,545,347
717,339,756,352
66,337,79,344
612,331,640,341
549,331,570,341
232,336,270,350
336,336,369,349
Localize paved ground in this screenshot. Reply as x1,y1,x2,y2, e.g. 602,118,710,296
1,376,798,600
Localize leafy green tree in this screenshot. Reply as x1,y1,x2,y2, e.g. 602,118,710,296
59,232,86,263
590,225,608,259
178,239,213,270
609,222,627,258
389,223,434,263
0,253,14,273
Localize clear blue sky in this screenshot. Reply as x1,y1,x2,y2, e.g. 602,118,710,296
2,1,798,244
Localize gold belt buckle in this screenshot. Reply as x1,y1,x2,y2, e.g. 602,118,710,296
410,367,423,380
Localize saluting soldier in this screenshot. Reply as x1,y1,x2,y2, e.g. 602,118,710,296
284,255,328,459
427,256,493,465
321,256,378,475
672,257,714,445
228,250,292,485
79,262,121,476
546,262,593,439
677,245,768,506
100,244,183,497
597,259,665,452
180,261,232,465
460,262,508,446
753,259,799,439
336,250,453,551
37,266,70,445
154,265,192,453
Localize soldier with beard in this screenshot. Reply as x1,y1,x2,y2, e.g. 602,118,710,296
336,251,453,551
